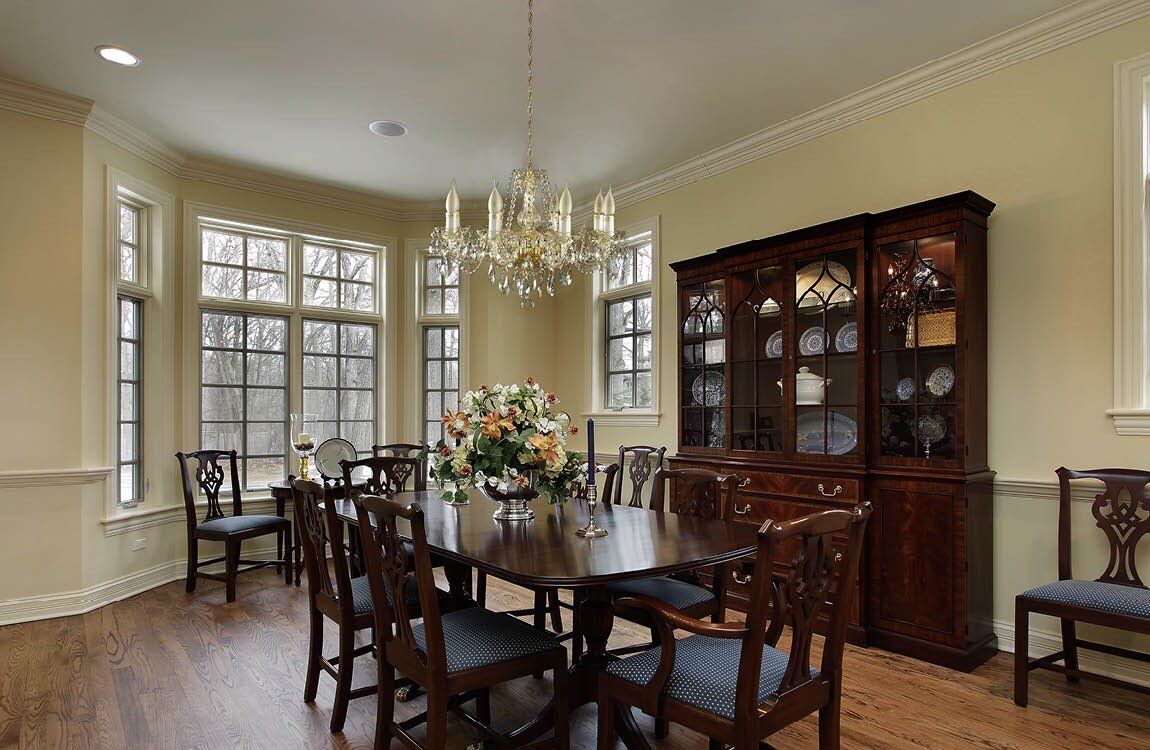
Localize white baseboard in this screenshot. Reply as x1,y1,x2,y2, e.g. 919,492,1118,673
0,544,280,627
993,618,1150,688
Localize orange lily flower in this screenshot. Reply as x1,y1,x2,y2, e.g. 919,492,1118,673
480,411,515,439
528,431,561,465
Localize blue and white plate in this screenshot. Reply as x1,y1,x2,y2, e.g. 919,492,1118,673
835,322,858,353
796,411,858,455
896,377,916,402
765,331,784,359
798,326,828,356
925,365,955,398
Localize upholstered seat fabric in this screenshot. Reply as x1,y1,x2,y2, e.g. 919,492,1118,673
197,514,288,535
413,607,562,674
331,575,376,615
606,635,817,720
606,576,716,612
1019,579,1150,619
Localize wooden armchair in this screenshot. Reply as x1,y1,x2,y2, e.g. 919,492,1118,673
598,503,872,750
175,449,291,603
354,494,569,750
1015,467,1150,705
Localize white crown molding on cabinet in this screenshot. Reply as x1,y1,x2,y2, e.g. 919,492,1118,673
3,0,1150,223
0,466,113,488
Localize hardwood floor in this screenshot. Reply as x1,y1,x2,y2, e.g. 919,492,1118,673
1,570,1148,749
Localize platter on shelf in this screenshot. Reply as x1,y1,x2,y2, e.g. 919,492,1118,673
835,322,858,353
925,365,955,397
896,377,916,402
691,371,726,406
798,326,829,356
916,414,947,445
796,261,854,309
315,437,357,479
765,331,784,359
796,410,858,455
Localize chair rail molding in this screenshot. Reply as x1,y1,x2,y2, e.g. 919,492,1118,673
0,466,113,489
101,497,282,536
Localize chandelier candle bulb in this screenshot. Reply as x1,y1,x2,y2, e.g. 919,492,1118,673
487,182,503,236
445,182,461,233
604,187,616,235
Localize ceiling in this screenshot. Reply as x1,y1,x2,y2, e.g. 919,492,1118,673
0,0,1075,203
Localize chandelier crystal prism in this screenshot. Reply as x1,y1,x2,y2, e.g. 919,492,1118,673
429,0,625,309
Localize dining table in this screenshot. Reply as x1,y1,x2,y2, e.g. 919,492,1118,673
329,487,760,749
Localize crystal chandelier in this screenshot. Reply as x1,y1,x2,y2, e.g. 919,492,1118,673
429,0,625,309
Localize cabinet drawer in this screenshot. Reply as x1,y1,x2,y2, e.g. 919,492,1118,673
737,470,859,505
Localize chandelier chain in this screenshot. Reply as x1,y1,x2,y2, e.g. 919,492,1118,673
526,0,534,169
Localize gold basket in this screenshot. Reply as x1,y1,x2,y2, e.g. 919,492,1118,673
906,310,956,348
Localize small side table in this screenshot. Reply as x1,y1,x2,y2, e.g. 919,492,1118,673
267,479,365,586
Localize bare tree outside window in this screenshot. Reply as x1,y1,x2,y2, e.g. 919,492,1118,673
200,227,288,304
303,319,376,454
118,296,142,505
601,228,655,410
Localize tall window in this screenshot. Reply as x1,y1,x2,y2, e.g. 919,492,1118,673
601,226,656,409
200,312,288,489
303,320,376,455
195,212,384,488
117,296,142,506
118,198,145,285
417,252,462,447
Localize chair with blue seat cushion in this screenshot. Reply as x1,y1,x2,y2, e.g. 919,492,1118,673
354,493,569,750
1015,467,1150,706
176,449,291,603
598,502,871,750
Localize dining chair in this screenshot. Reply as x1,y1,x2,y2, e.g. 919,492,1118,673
175,449,291,603
354,494,570,750
1015,467,1150,706
341,454,428,495
598,503,872,750
609,445,666,508
372,442,428,477
291,476,377,733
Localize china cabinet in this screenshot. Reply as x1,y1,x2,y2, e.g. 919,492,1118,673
670,192,995,670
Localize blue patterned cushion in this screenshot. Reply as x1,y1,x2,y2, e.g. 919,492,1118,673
331,576,375,615
1020,579,1150,619
606,635,817,720
413,607,563,674
606,577,716,612
198,514,288,535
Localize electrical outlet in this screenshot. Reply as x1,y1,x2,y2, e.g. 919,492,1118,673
131,537,147,551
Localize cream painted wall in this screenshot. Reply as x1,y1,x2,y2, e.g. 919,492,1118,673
554,17,1150,654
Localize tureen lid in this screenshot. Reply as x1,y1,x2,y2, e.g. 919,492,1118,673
796,366,824,382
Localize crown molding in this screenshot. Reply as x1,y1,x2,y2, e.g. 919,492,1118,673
602,0,1150,214
85,105,185,174
0,75,92,125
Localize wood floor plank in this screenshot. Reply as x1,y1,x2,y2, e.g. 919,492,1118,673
0,570,1147,749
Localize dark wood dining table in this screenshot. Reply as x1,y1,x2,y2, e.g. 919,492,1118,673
268,478,365,586
329,487,760,749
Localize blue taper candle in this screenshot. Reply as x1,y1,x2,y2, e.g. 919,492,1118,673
587,418,595,480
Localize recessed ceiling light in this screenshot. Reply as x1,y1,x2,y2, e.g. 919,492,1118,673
369,120,407,137
95,45,141,67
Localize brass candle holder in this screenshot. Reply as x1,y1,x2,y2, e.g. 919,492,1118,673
575,479,608,538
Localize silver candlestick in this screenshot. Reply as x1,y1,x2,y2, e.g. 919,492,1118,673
576,479,608,538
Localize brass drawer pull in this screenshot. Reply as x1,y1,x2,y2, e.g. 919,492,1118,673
732,570,752,585
818,483,843,498
733,503,751,515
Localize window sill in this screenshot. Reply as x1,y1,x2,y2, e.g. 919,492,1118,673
1106,409,1150,436
582,411,662,428
101,496,282,536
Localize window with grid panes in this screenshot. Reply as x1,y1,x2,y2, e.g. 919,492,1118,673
200,226,288,303
602,229,654,409
118,199,143,284
302,242,377,312
423,325,460,447
423,255,460,314
200,311,288,490
302,320,376,455
117,296,142,506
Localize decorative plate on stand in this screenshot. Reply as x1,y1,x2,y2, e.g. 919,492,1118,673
765,331,784,359
691,371,726,406
315,437,358,480
799,326,829,356
896,377,916,402
925,365,955,398
835,322,858,353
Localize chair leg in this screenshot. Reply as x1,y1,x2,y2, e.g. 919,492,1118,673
330,621,356,733
475,688,491,725
1014,599,1029,707
1061,618,1080,682
282,527,292,584
304,607,323,703
375,656,395,750
186,536,198,593
547,590,563,633
708,740,724,750
276,527,284,575
476,570,487,607
426,692,449,750
532,590,548,678
224,539,239,603
596,693,616,750
552,658,569,750
654,717,669,739
818,686,841,750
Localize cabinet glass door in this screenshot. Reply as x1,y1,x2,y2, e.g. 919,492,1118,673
680,279,727,449
793,251,860,456
877,234,958,461
730,266,784,453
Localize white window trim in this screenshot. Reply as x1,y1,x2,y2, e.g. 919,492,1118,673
104,167,176,522
406,238,469,443
181,202,397,475
1108,53,1150,435
586,216,661,427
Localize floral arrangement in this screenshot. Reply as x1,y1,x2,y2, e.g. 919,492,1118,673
428,377,586,504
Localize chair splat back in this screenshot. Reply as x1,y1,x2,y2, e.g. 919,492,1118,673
1057,467,1150,587
613,445,667,507
740,503,871,715
651,466,738,520
341,455,426,497
354,496,445,672
291,477,354,604
372,443,428,476
176,449,242,524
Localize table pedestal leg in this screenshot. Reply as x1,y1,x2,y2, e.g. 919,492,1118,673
443,561,474,605
506,587,650,750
